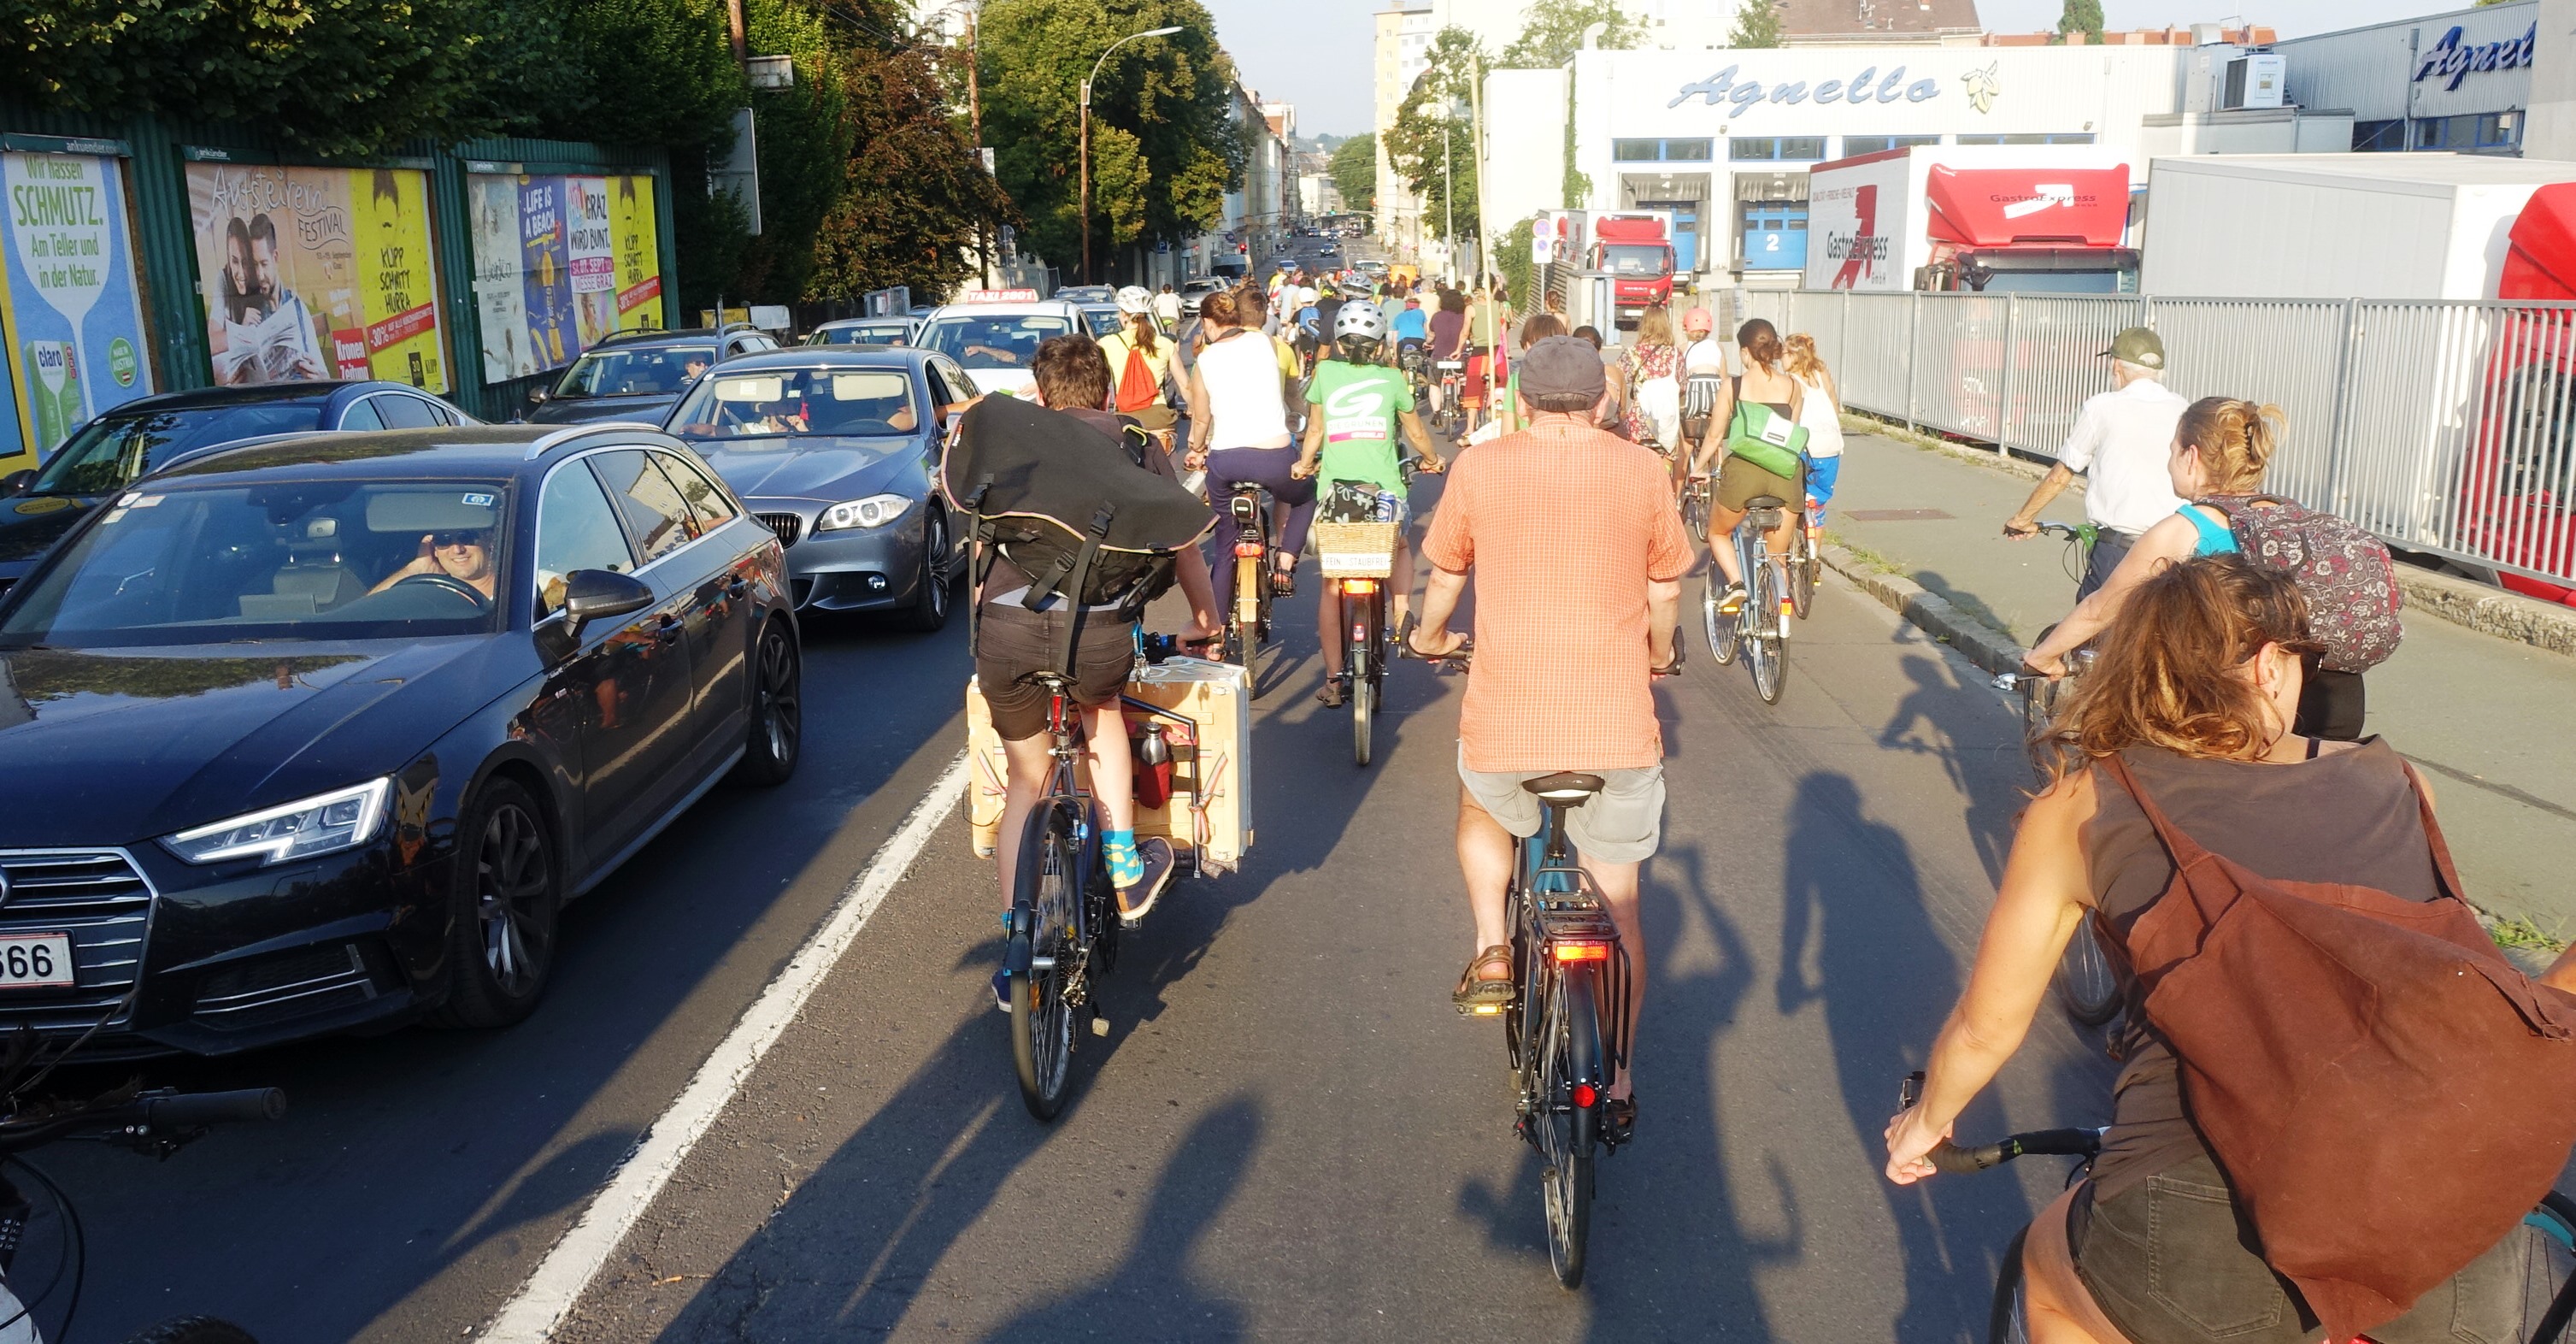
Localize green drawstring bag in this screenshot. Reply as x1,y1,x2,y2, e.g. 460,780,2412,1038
1725,387,1808,480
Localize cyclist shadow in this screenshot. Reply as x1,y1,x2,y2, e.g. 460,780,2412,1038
973,1096,1260,1341
1778,770,2032,1341
1876,652,2025,885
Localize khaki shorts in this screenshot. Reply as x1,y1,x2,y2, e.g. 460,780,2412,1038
1715,452,1804,512
1457,746,1665,864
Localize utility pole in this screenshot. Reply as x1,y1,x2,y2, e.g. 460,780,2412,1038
1441,116,1454,283
726,0,747,65
968,8,991,288
1082,26,1185,286
1469,52,1496,412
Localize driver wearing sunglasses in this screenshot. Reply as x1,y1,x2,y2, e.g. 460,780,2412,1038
371,528,498,602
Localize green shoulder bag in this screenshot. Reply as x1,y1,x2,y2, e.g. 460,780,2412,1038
1725,395,1808,480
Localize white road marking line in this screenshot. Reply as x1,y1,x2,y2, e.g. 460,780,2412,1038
481,752,969,1341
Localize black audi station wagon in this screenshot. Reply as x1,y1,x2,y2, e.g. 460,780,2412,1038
0,424,801,1055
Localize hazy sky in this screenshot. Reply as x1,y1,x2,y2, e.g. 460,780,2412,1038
1203,0,2484,139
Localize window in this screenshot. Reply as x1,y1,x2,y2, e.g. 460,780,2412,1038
30,403,326,496
657,451,739,533
1956,133,2096,146
535,463,637,618
375,395,445,429
1842,135,1940,156
1729,137,1826,162
669,367,921,438
334,398,384,432
1612,138,1714,162
589,449,700,566
551,346,719,398
920,314,1075,371
2353,119,2407,152
2413,113,2520,154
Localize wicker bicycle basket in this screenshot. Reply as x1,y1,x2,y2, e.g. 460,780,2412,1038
1313,521,1400,578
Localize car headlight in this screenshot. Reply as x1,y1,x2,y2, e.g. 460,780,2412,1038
162,778,392,866
815,494,914,533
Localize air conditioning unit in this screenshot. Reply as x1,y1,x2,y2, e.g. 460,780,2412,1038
2223,54,2287,110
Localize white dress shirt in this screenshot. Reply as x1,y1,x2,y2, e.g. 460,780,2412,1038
2058,377,2190,535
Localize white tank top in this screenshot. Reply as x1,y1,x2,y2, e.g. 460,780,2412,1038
1196,331,1291,450
1793,370,1844,459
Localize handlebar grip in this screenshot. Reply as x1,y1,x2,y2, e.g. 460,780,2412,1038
144,1088,285,1127
1926,1140,2006,1174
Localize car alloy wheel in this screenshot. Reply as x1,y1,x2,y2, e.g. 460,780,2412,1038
432,778,559,1029
901,507,952,632
732,619,802,786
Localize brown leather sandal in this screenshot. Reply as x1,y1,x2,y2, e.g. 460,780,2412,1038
1452,944,1515,1013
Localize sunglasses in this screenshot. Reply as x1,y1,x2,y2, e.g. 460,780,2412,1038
431,531,489,549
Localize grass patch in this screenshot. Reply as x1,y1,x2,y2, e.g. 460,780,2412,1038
2489,914,2568,955
1823,529,1905,576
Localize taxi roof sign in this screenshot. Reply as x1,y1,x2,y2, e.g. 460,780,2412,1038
956,289,1042,304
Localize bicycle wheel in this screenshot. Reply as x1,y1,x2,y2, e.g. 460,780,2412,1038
2053,914,2123,1029
1230,558,1265,699
1009,802,1082,1120
1703,575,1740,665
1538,964,1602,1290
1988,1225,2032,1344
1747,558,1788,706
1790,528,1818,621
1681,486,1709,544
1350,597,1379,767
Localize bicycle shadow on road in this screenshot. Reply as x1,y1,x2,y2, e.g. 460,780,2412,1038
973,1097,1261,1342
1876,651,2026,885
1778,770,2029,1341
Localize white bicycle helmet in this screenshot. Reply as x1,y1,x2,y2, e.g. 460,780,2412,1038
1333,300,1389,344
1114,285,1154,315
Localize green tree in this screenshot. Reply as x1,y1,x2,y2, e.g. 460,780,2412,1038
978,0,1249,275
807,26,1015,300
1500,0,1648,68
1383,27,1486,241
1728,0,1784,48
1327,133,1377,215
2056,0,2104,39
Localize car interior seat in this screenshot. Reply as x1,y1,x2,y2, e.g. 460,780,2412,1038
244,516,367,617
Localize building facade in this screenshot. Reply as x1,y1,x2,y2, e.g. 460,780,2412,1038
2274,0,2536,155
1375,0,1437,250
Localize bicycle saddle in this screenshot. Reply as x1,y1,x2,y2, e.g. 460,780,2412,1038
1742,494,1788,510
1521,771,1605,800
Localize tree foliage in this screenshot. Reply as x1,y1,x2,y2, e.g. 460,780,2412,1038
1500,0,1649,68
808,27,1014,300
2056,0,2104,38
978,0,1248,274
1383,27,1486,242
1729,0,1784,48
1327,133,1377,215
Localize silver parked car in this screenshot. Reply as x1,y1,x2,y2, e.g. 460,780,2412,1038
662,347,969,629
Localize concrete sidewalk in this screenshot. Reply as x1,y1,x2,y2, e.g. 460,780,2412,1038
1819,430,2576,937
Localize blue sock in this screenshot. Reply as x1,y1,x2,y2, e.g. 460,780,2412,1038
1103,829,1142,885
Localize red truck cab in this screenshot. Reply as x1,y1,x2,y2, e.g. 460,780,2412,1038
1586,212,1676,327
2471,182,2576,605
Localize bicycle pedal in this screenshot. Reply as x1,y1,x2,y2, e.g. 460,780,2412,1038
1091,1014,1111,1037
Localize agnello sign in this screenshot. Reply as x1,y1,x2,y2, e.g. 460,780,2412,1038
1669,64,1941,114
2413,22,2535,91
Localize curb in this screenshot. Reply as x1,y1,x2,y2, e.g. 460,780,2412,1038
1819,541,2028,679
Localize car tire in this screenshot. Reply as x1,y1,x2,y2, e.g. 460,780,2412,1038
731,618,802,787
429,777,561,1030
119,1318,260,1344
897,505,953,633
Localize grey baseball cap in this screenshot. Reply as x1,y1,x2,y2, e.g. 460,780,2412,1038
1518,335,1608,404
2101,327,2166,369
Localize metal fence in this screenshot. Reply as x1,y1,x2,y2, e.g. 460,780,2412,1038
1732,289,2576,591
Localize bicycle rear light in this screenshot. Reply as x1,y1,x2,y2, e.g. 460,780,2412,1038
1551,940,1612,964
1573,1082,1599,1109
1343,578,1378,593
1234,541,1264,558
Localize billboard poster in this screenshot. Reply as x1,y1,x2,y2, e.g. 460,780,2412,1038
469,172,665,382
0,151,156,463
185,162,451,393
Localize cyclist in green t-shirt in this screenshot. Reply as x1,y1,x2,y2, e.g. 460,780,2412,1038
1291,300,1446,705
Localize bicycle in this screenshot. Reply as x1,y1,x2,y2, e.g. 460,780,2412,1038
1314,511,1401,767
1988,520,2120,1030
1785,489,1823,622
1000,672,1128,1121
1432,358,1466,433
1702,492,1796,707
0,1084,285,1343
1899,1072,2576,1344
1220,481,1278,699
1678,472,1713,545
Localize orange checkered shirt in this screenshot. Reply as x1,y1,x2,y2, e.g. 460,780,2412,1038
1420,418,1692,773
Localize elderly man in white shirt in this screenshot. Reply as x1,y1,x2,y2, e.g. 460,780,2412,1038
2003,326,2189,599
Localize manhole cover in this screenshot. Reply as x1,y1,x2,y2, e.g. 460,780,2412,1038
1842,508,1956,522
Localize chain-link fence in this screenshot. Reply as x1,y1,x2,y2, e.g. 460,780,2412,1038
1727,289,2576,591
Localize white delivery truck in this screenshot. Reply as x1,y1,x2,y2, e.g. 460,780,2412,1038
1804,144,2140,294
2138,153,2576,299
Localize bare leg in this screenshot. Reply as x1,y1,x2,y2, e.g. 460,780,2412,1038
1387,533,1414,628
1317,581,1345,680
995,734,1054,913
1579,853,1647,1103
1708,504,1748,587
1081,701,1134,834
1458,785,1515,955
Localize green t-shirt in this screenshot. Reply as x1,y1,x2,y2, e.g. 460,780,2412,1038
1304,359,1415,493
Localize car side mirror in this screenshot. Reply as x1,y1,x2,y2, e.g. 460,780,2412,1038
560,569,654,640
0,470,30,497
527,388,550,404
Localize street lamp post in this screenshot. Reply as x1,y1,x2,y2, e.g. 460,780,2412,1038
1081,24,1183,286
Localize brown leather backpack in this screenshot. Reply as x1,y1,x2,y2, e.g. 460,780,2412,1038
2103,753,2576,1342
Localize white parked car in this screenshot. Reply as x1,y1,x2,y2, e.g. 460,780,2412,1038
915,294,1089,400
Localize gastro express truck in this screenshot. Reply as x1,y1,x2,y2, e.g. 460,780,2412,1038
1803,145,2138,294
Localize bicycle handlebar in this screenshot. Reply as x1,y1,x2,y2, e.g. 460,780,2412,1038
129,1088,286,1129
0,1087,287,1153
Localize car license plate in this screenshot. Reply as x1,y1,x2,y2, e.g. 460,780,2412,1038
0,934,75,989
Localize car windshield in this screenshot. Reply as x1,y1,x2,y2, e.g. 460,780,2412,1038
550,345,717,398
668,368,918,439
812,323,910,346
920,315,1072,371
1603,245,1668,275
0,480,514,648
1082,309,1122,338
31,404,327,497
